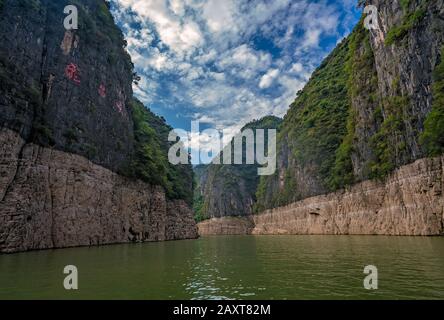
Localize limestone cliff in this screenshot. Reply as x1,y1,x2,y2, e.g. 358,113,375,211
257,0,444,211
199,156,444,236
0,0,197,253
194,116,282,220
197,0,444,236
0,129,197,253
198,217,255,236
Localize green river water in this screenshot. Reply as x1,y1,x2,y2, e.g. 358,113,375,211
0,235,443,300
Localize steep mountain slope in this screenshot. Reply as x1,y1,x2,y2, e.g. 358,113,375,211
0,0,197,253
198,0,444,236
195,116,282,220
256,0,444,211
255,39,351,212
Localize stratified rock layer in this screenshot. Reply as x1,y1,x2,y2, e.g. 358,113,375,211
198,156,444,236
0,129,197,253
198,217,254,236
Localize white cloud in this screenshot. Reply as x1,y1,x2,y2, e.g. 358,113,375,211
217,45,271,70
115,0,204,54
259,69,280,89
289,62,303,73
302,29,322,48
202,0,236,33
110,0,361,150
169,0,185,16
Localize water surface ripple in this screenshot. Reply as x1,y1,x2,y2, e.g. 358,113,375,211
0,236,443,299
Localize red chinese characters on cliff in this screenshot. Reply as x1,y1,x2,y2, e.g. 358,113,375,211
98,84,106,98
65,63,81,85
115,101,125,114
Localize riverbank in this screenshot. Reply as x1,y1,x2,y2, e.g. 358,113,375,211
198,156,444,236
0,129,198,254
198,217,254,236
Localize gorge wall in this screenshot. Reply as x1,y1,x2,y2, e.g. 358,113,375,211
198,216,254,236
194,116,282,221
256,0,444,212
197,0,444,236
0,129,197,253
0,0,197,253
199,156,444,236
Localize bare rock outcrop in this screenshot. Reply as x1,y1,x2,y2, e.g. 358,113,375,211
255,0,444,212
253,156,443,236
198,156,444,236
0,129,198,253
198,217,255,236
0,1,198,253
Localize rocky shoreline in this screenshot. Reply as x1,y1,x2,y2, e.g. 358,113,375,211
198,156,444,236
198,216,255,236
0,129,198,253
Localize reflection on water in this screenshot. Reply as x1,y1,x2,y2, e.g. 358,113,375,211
185,236,261,300
0,236,443,300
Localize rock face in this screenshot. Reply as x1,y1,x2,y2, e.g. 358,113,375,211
196,1,444,236
350,0,444,177
194,116,282,220
0,129,197,253
198,156,444,236
0,0,134,172
198,217,255,236
256,0,444,212
0,0,197,253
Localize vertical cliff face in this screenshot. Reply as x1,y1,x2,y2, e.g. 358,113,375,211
198,156,444,236
0,128,198,253
0,0,197,253
0,0,134,172
255,41,351,211
349,0,444,179
256,0,444,211
194,116,282,220
195,0,444,235
252,156,444,236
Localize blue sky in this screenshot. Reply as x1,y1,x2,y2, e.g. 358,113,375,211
109,0,362,152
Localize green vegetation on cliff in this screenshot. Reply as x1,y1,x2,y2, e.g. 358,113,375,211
193,170,206,222
329,19,373,189
255,38,351,211
131,100,194,204
338,18,416,181
369,95,409,179
195,116,282,220
131,101,170,190
385,1,429,46
400,0,410,12
282,40,350,186
421,47,444,156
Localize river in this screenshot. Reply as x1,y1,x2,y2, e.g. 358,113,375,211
0,236,443,300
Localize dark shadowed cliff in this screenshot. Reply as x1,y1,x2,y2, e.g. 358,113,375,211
0,0,197,253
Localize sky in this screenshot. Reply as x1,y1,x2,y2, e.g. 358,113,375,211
109,0,362,159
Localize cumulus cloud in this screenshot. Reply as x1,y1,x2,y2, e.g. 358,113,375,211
109,0,361,153
259,69,280,89
289,62,304,73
